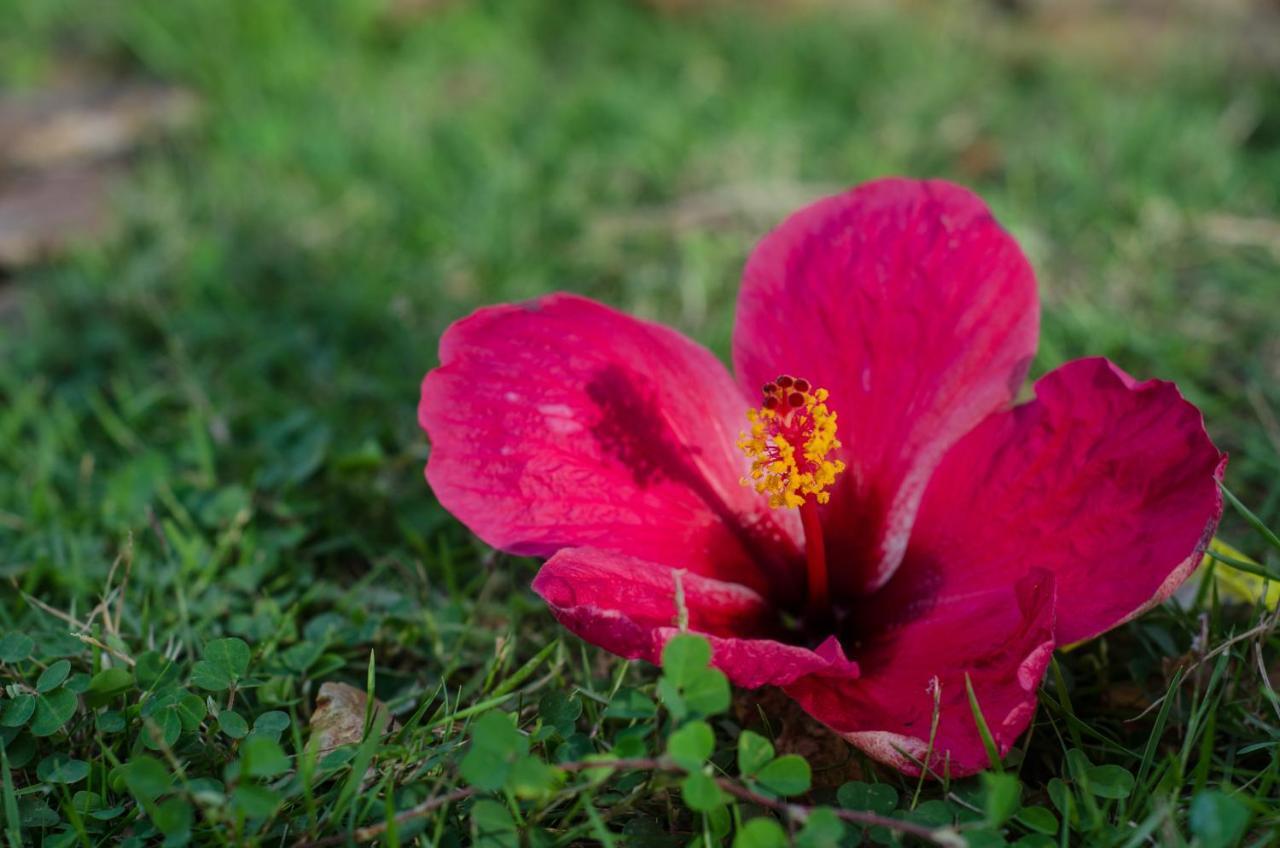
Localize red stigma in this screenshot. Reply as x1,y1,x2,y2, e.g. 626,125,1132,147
788,392,805,408
776,375,794,388
793,378,810,392
763,382,778,395
763,396,779,410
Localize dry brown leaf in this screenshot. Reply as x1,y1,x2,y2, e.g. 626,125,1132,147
0,77,199,271
0,163,123,267
0,82,199,171
308,681,394,755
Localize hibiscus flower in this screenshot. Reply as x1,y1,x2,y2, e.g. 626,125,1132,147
418,178,1225,776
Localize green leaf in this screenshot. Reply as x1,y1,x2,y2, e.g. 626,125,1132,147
36,660,71,693
1065,748,1092,782
191,637,252,691
135,652,180,689
755,754,811,797
538,690,582,737
1,694,35,727
906,799,955,828
151,797,193,839
683,667,731,717
121,756,172,802
1017,805,1058,835
461,712,528,791
662,634,712,685
507,755,559,799
70,790,101,815
1084,765,1134,800
231,784,280,819
681,771,724,812
87,668,133,701
281,641,324,673
96,710,125,734
0,633,33,663
611,726,649,760
982,771,1021,826
737,730,775,777
190,661,233,692
144,709,181,749
218,710,249,739
837,781,898,815
251,711,290,740
17,798,58,828
667,720,715,771
604,687,657,720
1189,790,1251,848
31,689,77,736
794,808,846,848
3,732,33,769
733,817,788,848
176,693,207,731
204,638,251,678
1046,777,1074,826
241,736,291,778
658,634,730,719
966,828,1012,848
36,754,89,784
471,799,518,848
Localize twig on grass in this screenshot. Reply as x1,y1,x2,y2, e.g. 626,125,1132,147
291,756,963,847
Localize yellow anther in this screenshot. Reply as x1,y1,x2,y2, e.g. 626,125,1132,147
737,377,846,510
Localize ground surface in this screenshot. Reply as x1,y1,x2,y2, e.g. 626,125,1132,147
2,1,1280,846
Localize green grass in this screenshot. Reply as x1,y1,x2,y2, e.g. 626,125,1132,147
1,0,1279,845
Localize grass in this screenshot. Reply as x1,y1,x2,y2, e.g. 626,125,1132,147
1,0,1279,845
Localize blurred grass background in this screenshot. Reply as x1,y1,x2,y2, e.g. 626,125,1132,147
1,0,1279,842
1,0,1278,619
5,2,1280,545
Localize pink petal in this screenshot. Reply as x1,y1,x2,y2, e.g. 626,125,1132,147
882,357,1225,646
786,571,1056,777
733,178,1039,596
421,293,801,600
533,547,858,689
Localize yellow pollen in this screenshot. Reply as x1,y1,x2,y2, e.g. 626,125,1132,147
737,377,846,510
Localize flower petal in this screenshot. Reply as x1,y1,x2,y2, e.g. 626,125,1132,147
733,178,1039,596
880,357,1225,646
421,293,801,599
786,571,1056,777
533,547,858,689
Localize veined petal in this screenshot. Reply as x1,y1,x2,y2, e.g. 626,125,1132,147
879,357,1225,646
421,293,801,599
734,178,1038,596
533,547,858,689
786,571,1056,777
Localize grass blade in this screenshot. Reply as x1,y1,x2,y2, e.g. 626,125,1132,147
966,673,1003,774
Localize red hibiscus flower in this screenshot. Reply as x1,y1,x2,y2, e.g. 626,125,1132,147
418,178,1225,776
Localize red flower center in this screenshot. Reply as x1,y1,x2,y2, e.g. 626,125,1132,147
739,375,846,618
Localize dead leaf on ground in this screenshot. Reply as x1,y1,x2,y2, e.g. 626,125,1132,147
0,82,199,171
307,681,395,755
0,163,124,267
0,77,200,272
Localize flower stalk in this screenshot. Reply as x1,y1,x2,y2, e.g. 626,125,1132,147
800,498,829,619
